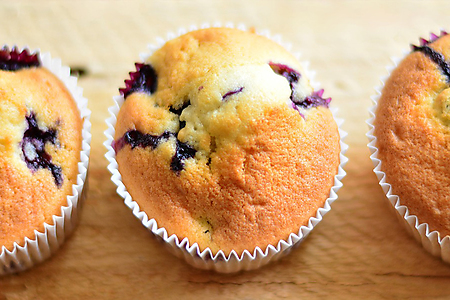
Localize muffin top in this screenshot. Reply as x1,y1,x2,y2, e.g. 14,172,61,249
0,47,82,250
114,28,340,255
374,33,450,237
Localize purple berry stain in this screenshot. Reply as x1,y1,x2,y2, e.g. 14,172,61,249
411,31,450,82
294,89,331,109
114,129,196,174
269,62,300,101
119,63,157,99
21,112,63,187
269,61,331,115
0,46,40,71
222,87,244,101
119,130,172,150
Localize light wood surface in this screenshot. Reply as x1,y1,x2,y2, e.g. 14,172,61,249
1,1,450,299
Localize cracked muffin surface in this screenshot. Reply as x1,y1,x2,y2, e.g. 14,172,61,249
114,28,340,255
0,48,82,250
374,33,450,237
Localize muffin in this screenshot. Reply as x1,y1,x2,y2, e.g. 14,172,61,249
107,26,344,270
369,31,450,260
0,46,90,273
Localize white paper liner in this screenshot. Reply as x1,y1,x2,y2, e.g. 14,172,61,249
367,33,450,263
104,23,348,273
0,47,91,275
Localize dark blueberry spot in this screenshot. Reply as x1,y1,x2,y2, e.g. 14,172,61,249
222,87,244,101
269,62,301,101
21,112,63,187
170,140,196,173
412,44,450,83
120,63,157,99
114,129,197,174
169,100,190,116
169,100,190,131
269,61,331,115
0,47,40,71
116,99,198,173
269,62,300,85
115,130,171,152
295,89,331,110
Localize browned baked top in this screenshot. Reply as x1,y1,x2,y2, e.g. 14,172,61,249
114,28,340,255
0,49,82,250
374,33,450,237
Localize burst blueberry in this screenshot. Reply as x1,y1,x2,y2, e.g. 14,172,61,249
269,62,331,113
295,89,331,109
269,62,300,86
412,33,450,82
114,129,196,174
113,130,171,152
171,140,197,173
21,112,63,187
119,63,158,99
170,100,191,130
269,62,300,102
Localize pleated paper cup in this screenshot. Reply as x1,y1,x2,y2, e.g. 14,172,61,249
367,31,450,263
0,47,91,275
105,23,347,273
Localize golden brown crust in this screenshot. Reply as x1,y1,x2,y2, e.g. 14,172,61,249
374,34,450,237
0,67,82,250
115,28,340,255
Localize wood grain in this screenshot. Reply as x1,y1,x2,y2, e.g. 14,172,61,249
1,1,450,299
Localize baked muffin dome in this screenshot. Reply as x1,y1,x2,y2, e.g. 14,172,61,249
374,32,450,237
114,28,340,255
0,47,82,250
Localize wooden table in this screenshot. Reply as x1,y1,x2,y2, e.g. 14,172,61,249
1,1,450,299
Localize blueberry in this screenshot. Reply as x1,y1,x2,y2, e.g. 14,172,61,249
269,62,300,101
114,130,171,151
269,62,300,85
120,63,158,99
169,100,190,116
169,100,190,130
21,112,62,187
269,61,331,114
412,44,450,82
294,89,331,109
170,140,196,173
114,129,197,174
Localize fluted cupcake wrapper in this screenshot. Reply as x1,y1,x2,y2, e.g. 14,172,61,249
367,31,450,263
104,23,347,273
0,47,91,275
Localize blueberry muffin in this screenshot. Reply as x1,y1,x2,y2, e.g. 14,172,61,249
0,47,82,251
374,32,450,237
114,28,340,255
